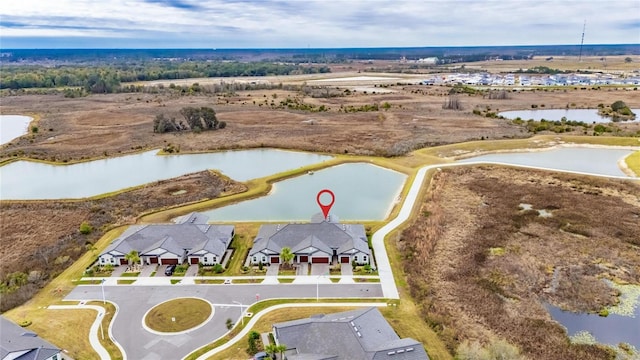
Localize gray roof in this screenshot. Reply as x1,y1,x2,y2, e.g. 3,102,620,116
100,213,234,258
250,220,368,257
273,308,429,360
1,316,60,360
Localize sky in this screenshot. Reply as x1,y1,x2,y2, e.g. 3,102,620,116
1,0,639,49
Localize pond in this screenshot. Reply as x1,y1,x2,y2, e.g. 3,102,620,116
202,163,407,221
0,149,332,200
458,147,637,178
499,109,640,123
547,283,640,350
0,115,32,145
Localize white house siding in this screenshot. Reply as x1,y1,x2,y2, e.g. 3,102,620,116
99,254,118,265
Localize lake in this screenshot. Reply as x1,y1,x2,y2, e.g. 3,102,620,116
0,149,332,200
458,147,637,178
0,115,32,145
202,162,407,221
499,109,640,123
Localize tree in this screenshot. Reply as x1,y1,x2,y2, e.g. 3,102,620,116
625,57,633,63
200,107,218,129
247,331,260,354
265,344,278,359
180,107,202,130
280,247,294,269
124,250,140,267
276,344,287,359
225,318,234,330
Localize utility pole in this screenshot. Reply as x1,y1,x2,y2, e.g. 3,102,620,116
578,20,586,62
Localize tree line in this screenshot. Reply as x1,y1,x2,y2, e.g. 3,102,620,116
0,62,331,92
154,106,226,134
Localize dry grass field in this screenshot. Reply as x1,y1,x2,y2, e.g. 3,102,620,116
398,166,640,359
1,72,638,164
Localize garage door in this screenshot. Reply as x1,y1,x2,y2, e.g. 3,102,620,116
149,257,158,264
190,257,200,264
340,256,350,263
119,258,128,265
312,257,329,264
161,258,179,265
270,256,280,264
299,255,309,263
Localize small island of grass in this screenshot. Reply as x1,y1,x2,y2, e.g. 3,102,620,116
144,298,212,333
598,100,636,121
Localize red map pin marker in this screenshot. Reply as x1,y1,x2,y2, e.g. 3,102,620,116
316,189,335,220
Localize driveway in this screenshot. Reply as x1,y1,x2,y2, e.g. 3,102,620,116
185,265,199,277
65,283,383,360
139,264,158,277
310,264,329,276
340,263,353,276
265,264,279,276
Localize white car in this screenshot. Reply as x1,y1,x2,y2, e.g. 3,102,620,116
223,279,232,284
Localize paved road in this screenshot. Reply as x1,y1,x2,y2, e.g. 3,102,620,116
66,283,382,360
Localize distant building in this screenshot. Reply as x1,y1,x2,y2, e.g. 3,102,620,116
416,57,438,65
1,316,61,360
272,307,429,360
249,214,370,265
98,212,234,266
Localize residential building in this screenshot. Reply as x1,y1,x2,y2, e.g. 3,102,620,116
249,214,370,265
1,316,61,360
272,307,429,360
98,212,234,266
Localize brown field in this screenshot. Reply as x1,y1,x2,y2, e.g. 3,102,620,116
1,73,638,163
398,166,640,359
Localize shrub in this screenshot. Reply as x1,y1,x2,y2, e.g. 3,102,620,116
31,126,38,133
213,264,224,273
79,221,93,235
218,121,227,129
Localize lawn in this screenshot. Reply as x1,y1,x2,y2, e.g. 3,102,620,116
625,150,640,176
207,307,357,360
145,298,212,332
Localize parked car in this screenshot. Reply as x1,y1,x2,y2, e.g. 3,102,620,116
164,264,177,276
252,351,269,360
223,278,232,284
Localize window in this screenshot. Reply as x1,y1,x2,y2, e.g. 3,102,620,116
262,256,266,263
212,257,217,263
204,257,208,263
100,257,105,264
363,255,367,262
253,256,258,263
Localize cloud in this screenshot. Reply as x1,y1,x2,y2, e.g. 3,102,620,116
1,0,639,48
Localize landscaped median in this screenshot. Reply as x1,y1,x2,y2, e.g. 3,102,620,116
624,150,640,176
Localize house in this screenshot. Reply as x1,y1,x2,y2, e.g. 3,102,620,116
98,212,234,266
1,316,62,360
249,214,370,265
272,307,429,360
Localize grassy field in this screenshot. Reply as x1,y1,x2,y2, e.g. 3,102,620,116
145,298,212,332
625,150,640,176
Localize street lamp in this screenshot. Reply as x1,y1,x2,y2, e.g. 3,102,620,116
232,301,245,326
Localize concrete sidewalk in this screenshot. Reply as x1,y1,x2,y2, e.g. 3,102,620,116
190,302,387,360
48,304,115,360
